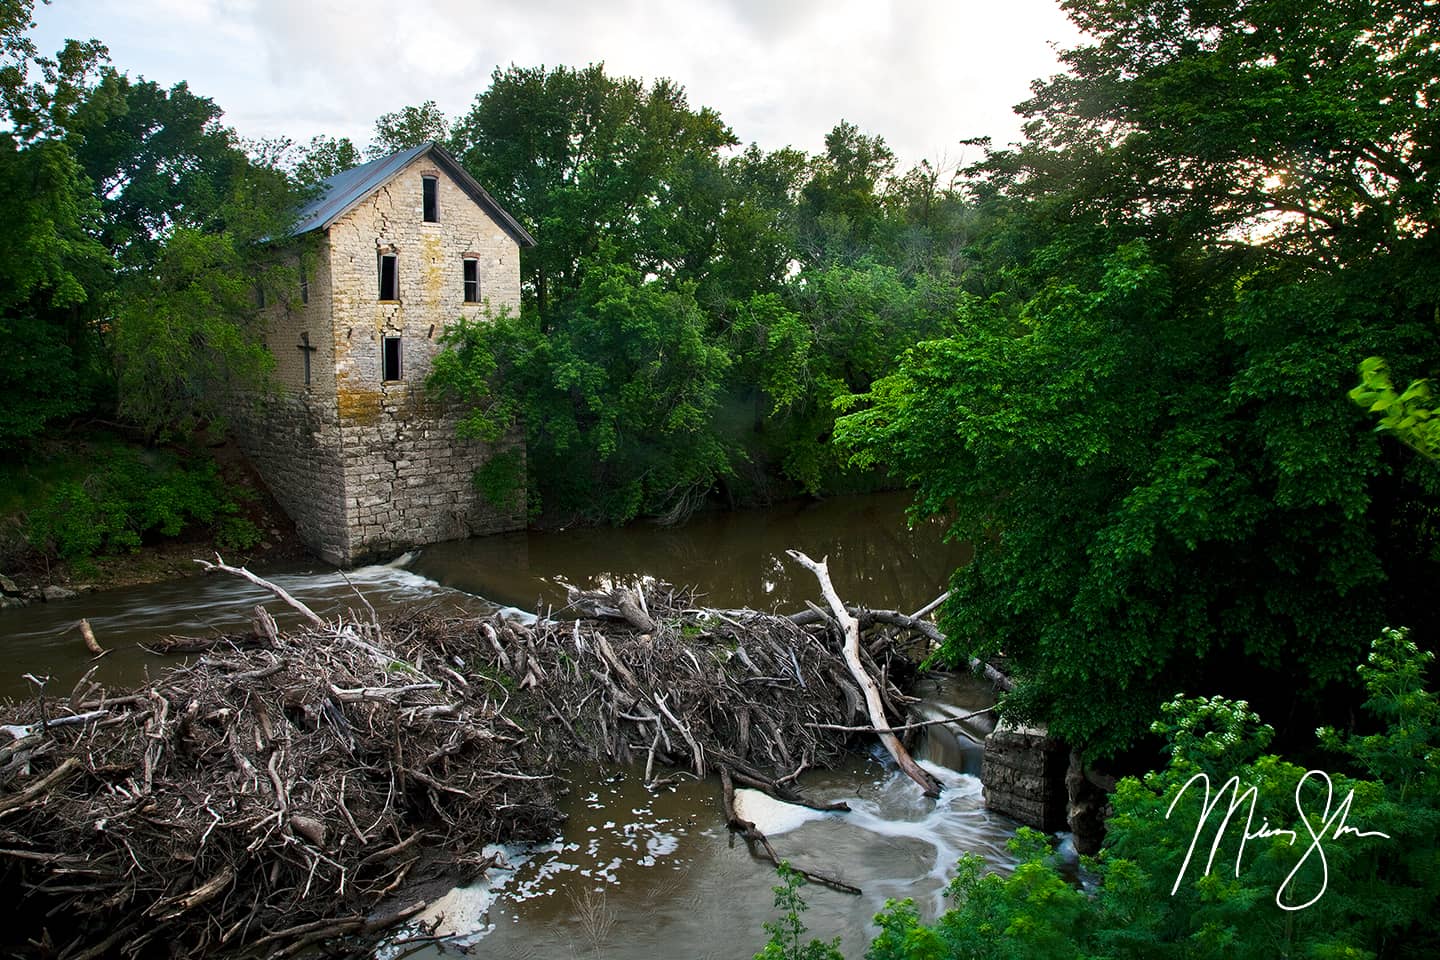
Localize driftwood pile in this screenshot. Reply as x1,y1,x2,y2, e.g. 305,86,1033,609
0,552,995,958
0,603,561,959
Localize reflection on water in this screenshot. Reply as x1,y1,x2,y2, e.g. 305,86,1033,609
0,492,965,702
408,491,971,613
395,756,1019,960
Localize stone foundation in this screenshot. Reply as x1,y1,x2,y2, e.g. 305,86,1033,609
230,392,350,565
337,384,525,564
232,388,523,567
980,719,1070,832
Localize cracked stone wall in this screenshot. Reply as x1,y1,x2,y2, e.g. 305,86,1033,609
235,156,527,566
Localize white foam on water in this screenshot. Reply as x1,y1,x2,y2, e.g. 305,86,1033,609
378,841,553,954
410,883,495,941
732,788,829,835
829,761,1016,914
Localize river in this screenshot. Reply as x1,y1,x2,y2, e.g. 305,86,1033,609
0,491,1021,958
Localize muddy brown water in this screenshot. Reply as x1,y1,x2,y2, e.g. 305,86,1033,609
0,492,1024,957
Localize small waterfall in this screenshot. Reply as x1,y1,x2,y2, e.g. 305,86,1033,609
910,673,999,776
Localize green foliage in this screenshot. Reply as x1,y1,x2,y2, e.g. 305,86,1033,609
754,863,844,960
0,5,304,446
0,105,111,447
20,442,255,566
473,448,526,515
367,100,450,158
431,258,734,525
838,633,1440,959
835,0,1440,755
290,134,360,186
1150,695,1274,775
452,64,740,320
1351,358,1440,463
110,222,280,439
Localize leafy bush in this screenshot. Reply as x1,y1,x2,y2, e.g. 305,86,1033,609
21,444,256,567
761,630,1440,959
754,863,843,960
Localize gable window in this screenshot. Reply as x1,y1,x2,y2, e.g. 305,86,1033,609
382,335,402,382
378,252,398,301
422,176,438,223
463,257,480,303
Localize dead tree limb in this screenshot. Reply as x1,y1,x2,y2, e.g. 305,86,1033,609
786,550,941,798
719,766,860,895
805,705,996,735
77,619,106,658
787,604,1013,693
194,555,325,629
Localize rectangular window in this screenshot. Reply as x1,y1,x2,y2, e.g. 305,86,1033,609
299,263,309,304
299,333,313,386
422,176,438,223
463,257,479,303
378,252,398,301
382,335,402,382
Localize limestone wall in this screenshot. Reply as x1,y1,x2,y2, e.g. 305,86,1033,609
230,391,351,566
337,389,525,564
264,235,337,397
326,152,522,398
321,153,527,563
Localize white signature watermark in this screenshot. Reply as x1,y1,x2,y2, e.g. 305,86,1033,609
1166,770,1390,911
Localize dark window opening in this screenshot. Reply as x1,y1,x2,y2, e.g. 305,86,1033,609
378,253,398,301
256,284,266,309
463,258,479,303
299,263,309,304
298,332,314,386
382,335,402,382
422,177,438,223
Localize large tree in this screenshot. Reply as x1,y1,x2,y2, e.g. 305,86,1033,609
0,0,112,445
449,63,738,325
837,0,1440,756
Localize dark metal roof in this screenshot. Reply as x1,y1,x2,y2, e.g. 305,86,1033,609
291,141,536,248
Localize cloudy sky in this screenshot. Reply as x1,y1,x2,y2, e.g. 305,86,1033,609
33,0,1084,168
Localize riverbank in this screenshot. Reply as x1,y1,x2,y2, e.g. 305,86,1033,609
0,434,314,605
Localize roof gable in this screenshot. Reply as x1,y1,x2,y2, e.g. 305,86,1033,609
291,142,536,247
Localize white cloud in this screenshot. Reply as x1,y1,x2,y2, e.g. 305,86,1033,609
31,0,1083,166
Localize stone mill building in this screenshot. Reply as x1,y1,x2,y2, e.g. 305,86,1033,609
233,141,534,566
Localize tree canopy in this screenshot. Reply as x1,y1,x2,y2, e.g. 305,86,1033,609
836,0,1440,756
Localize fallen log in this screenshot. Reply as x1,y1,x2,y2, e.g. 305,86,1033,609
787,604,1013,692
77,619,106,658
787,550,941,798
719,766,860,895
194,554,325,628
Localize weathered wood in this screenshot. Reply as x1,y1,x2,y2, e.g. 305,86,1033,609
788,604,1013,692
786,550,942,798
194,555,325,628
806,706,995,735
719,766,860,895
77,619,106,657
0,758,82,817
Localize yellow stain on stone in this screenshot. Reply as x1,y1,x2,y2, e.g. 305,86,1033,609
337,385,382,425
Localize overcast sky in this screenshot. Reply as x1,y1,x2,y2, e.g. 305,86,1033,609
33,0,1084,169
